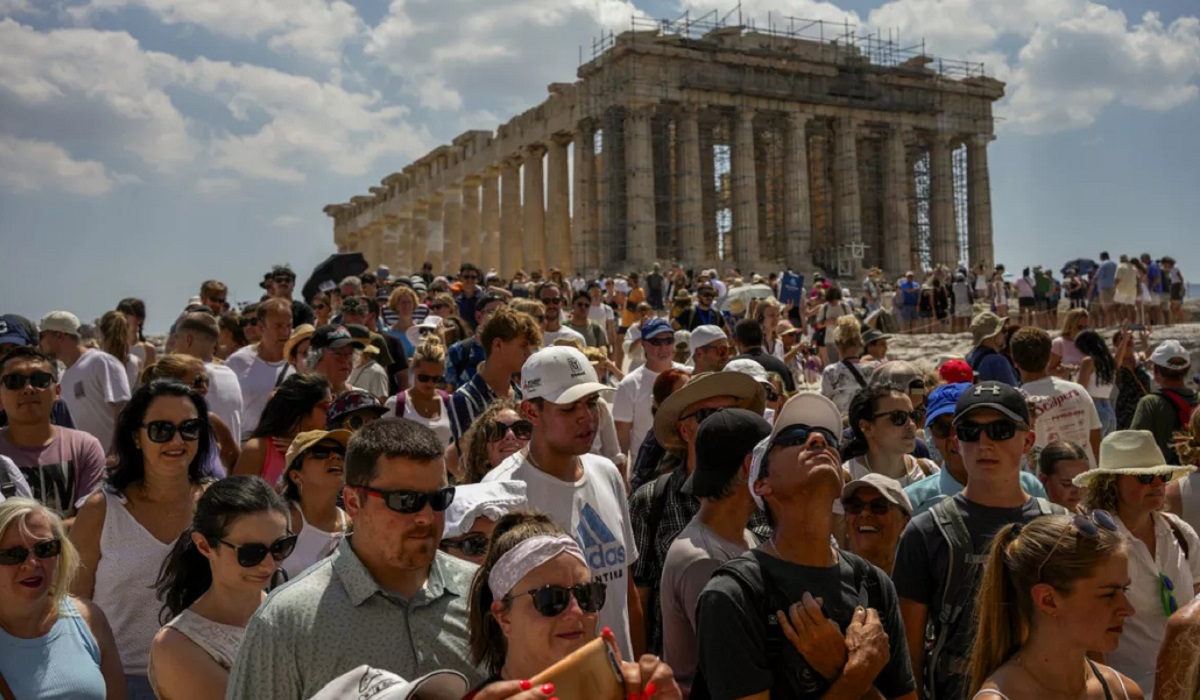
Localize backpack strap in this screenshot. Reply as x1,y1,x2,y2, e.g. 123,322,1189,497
842,359,867,388
393,391,407,418
1163,512,1191,560
928,498,986,680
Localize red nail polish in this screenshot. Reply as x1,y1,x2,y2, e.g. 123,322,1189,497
519,680,532,691
602,626,612,636
541,684,555,695
643,682,657,699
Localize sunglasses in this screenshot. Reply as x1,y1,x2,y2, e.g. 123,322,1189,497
241,318,260,327
0,538,62,566
506,581,607,617
873,409,924,427
681,406,725,424
1136,473,1175,485
415,373,441,383
772,423,841,451
487,419,533,442
343,413,377,431
215,534,298,567
928,418,954,440
440,532,489,558
314,304,328,312
418,328,435,336
430,303,450,310
275,276,295,284
191,375,209,389
540,298,563,306
143,418,205,443
1,371,55,390
1034,510,1117,581
955,419,1027,443
209,297,227,305
1161,573,1179,617
764,386,780,402
356,485,455,514
644,336,674,347
574,302,589,309
842,498,894,516
305,445,345,461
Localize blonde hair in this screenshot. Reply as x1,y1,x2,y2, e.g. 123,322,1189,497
413,335,446,366
754,296,782,323
1062,308,1089,337
552,338,585,352
1082,472,1121,513
99,310,131,363
0,499,80,608
968,515,1127,696
510,299,545,318
140,354,205,386
832,315,863,351
582,346,608,363
387,286,419,314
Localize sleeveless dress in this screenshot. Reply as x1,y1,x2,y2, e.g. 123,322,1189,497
0,597,106,699
148,609,245,695
260,440,287,491
281,507,348,578
972,660,1129,699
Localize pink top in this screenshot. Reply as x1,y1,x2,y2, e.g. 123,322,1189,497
260,441,287,491
1052,335,1086,367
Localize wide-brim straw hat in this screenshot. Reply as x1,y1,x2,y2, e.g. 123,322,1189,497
1073,430,1196,488
654,372,765,451
283,324,316,360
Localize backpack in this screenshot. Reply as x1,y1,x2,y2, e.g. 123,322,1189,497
690,549,880,699
924,496,1065,700
1158,389,1197,430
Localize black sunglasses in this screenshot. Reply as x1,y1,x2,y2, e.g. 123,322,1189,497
216,534,298,567
873,409,924,427
275,276,295,284
415,373,441,383
0,538,62,566
191,375,209,389
440,532,489,558
1136,473,1175,485
506,581,607,617
356,485,455,514
1,371,55,391
488,419,533,442
928,418,954,440
681,406,725,424
342,413,377,431
644,336,674,347
843,498,894,516
304,445,345,461
540,297,563,305
143,418,205,443
955,419,1027,443
241,318,259,327
772,423,841,451
764,386,780,402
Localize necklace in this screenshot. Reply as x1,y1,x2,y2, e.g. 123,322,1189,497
1016,655,1088,696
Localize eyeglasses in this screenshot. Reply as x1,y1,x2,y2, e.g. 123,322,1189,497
1,371,55,390
215,534,298,567
355,485,456,514
954,419,1027,443
0,538,62,566
415,373,441,383
1034,510,1117,582
928,418,954,440
440,532,489,558
487,419,533,442
681,406,725,424
304,445,345,461
1161,573,1179,616
274,276,295,284
1136,473,1175,485
842,498,894,516
506,581,607,617
644,336,674,347
143,418,205,443
241,318,259,328
771,423,841,451
873,409,925,427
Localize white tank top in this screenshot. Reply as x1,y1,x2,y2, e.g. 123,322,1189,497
148,609,245,693
281,507,347,578
93,490,174,676
400,391,453,447
1179,473,1200,534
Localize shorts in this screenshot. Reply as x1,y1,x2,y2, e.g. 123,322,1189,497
1114,291,1136,306
1171,282,1185,302
1099,287,1116,306
900,305,918,322
1019,297,1035,309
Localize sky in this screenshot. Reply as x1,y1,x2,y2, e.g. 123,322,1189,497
2,0,1200,332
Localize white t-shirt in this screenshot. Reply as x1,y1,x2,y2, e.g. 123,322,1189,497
542,326,587,348
225,345,294,440
0,455,33,502
1022,376,1102,468
61,349,132,452
484,451,639,659
123,355,142,391
588,304,615,327
204,362,243,443
612,363,686,466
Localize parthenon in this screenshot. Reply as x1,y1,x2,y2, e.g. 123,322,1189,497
325,15,1005,281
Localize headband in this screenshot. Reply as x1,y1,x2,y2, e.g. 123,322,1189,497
488,535,587,600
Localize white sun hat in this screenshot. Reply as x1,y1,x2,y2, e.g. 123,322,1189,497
1073,430,1196,488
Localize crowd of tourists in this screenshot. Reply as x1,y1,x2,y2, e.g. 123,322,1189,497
0,251,1197,700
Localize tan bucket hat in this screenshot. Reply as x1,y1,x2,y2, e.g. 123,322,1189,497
654,372,765,451
1072,430,1196,488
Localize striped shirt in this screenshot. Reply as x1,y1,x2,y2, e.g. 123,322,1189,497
448,372,522,440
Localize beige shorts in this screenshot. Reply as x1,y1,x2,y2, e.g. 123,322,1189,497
1114,291,1136,306
1099,287,1116,307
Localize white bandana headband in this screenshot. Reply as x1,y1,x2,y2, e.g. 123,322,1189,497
487,535,587,600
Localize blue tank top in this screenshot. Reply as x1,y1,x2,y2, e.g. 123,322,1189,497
0,597,106,699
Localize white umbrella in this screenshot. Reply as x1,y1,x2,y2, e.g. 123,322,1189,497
720,283,776,312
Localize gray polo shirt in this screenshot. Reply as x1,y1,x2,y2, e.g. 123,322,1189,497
226,539,482,699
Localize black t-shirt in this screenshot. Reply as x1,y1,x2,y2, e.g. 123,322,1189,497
291,299,315,328
696,550,915,699
732,348,797,393
675,305,725,331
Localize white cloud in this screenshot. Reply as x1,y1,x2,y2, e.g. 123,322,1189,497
0,0,31,15
0,135,128,195
271,214,304,228
196,176,240,197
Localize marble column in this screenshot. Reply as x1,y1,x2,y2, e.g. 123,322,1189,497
523,144,547,272
410,204,429,270
461,176,482,267
601,110,627,270
967,134,994,271
481,167,501,272
395,214,412,273
930,134,957,269
834,116,863,278
546,134,571,273
500,156,523,275
784,112,813,271
625,109,656,267
381,220,400,275
443,186,463,273
884,125,912,279
677,107,705,267
572,125,597,273
346,230,361,259
425,192,445,273
732,109,760,265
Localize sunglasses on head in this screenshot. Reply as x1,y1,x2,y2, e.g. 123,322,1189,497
873,409,924,427
0,538,62,566
305,444,345,461
644,336,674,347
1,371,55,391
772,423,841,451
215,534,298,567
1136,473,1175,485
842,498,894,516
143,418,205,443
488,419,533,442
506,581,607,617
954,419,1027,443
440,532,489,558
1034,510,1117,582
415,373,441,383
356,485,455,514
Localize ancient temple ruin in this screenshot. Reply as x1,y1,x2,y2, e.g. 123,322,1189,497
325,15,1005,280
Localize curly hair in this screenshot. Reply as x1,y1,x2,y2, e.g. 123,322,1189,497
459,398,522,484
1082,472,1120,513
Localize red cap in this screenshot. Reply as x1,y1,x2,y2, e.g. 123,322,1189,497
939,359,974,385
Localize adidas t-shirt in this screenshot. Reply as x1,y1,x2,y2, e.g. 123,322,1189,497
484,450,639,659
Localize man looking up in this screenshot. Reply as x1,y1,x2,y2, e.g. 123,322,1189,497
38,311,130,452
226,297,293,440
893,381,1065,700
674,283,725,332
483,346,641,659
535,282,585,347
731,318,796,393
689,325,730,374
613,318,686,466
174,312,243,441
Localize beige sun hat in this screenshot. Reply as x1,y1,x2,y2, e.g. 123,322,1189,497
654,372,765,451
1072,430,1196,488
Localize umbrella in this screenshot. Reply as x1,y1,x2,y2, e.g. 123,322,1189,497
1061,258,1097,276
302,252,368,302
720,283,776,312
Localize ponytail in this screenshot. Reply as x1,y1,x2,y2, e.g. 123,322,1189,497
967,523,1025,697
155,528,213,623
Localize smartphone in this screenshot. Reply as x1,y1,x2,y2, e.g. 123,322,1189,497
529,636,625,700
1129,323,1146,331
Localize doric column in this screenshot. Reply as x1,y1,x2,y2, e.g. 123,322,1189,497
346,230,361,258
442,186,463,273
461,176,482,267
381,220,400,275
677,107,705,267
625,109,656,267
884,125,912,279
601,109,627,270
546,134,572,273
410,204,429,270
425,192,445,273
784,112,813,271
480,167,501,272
522,144,547,272
732,109,760,265
930,134,957,269
500,156,522,275
395,214,412,273
967,134,994,271
834,116,863,279
572,125,597,273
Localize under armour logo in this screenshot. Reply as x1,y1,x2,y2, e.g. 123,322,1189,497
974,385,1003,396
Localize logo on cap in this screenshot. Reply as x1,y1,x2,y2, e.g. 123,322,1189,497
0,321,7,335
567,356,585,378
974,385,1003,396
329,327,350,339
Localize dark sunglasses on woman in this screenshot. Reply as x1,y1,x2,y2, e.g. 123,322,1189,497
355,485,455,514
873,409,925,427
0,538,62,566
143,418,206,443
0,371,55,390
440,532,489,558
644,336,674,347
305,445,345,461
1136,473,1175,485
954,419,1027,443
487,419,533,442
842,498,894,516
506,581,607,617
215,534,299,567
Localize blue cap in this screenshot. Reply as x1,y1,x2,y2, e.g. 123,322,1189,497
0,315,33,347
925,382,971,428
640,317,673,339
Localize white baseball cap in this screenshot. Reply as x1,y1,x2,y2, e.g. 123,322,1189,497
724,358,771,387
769,391,842,440
521,346,613,404
1150,340,1191,370
690,325,727,354
40,311,81,337
310,666,467,700
417,315,444,331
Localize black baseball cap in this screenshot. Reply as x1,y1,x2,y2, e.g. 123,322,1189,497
310,325,365,351
953,381,1030,425
682,408,772,498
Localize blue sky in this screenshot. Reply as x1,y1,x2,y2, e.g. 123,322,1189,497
1,0,1199,332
